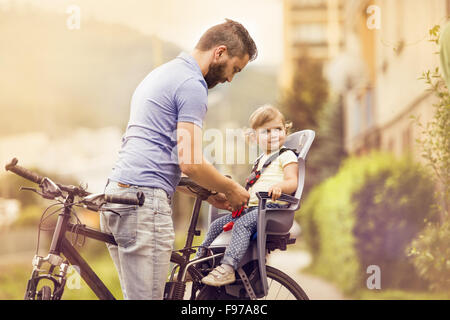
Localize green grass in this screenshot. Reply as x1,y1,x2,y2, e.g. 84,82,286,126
300,256,450,300
0,230,206,300
0,263,31,299
0,243,123,300
354,289,450,300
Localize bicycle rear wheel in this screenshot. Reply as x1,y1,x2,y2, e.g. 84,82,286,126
196,265,309,300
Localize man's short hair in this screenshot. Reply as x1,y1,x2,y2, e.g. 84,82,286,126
195,19,258,61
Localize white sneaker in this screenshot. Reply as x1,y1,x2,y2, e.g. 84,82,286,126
201,265,236,287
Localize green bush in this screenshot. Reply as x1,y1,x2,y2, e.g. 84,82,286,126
407,221,450,292
297,151,435,294
351,156,436,290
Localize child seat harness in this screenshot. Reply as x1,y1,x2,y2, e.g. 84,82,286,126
223,147,298,232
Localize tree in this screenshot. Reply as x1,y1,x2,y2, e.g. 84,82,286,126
280,56,329,132
279,56,347,196
412,25,449,223
407,25,450,292
306,95,348,188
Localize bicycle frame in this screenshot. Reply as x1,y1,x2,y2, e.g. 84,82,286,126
25,191,209,300
163,195,217,300
24,192,117,300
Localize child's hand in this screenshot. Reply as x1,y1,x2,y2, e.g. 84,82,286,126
268,184,283,201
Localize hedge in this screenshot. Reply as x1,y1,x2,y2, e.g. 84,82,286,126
297,151,436,294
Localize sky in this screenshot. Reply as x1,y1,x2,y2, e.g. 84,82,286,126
0,0,284,66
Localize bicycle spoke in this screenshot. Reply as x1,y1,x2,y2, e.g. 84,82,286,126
264,278,273,300
196,265,308,300
274,282,282,299
285,289,292,300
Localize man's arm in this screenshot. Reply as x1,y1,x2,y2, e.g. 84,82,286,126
176,122,249,211
176,175,232,211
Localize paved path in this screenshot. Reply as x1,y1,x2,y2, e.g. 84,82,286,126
267,249,347,300
184,249,347,300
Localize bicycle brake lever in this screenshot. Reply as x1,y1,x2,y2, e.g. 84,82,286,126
20,186,45,197
39,177,63,200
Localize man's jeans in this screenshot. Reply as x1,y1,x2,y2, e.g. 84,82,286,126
99,179,175,300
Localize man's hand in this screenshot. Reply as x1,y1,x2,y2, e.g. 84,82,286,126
225,182,250,212
207,192,232,211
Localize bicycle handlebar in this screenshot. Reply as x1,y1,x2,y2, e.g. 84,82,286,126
5,158,44,185
178,176,216,199
178,176,204,190
5,157,92,197
5,158,144,206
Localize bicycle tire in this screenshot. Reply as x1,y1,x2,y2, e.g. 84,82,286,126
36,285,52,300
195,265,309,300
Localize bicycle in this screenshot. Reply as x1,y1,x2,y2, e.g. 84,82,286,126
5,157,309,300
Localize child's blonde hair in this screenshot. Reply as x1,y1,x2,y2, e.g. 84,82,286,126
247,105,293,136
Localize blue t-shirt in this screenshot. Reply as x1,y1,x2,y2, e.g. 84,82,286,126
109,52,208,197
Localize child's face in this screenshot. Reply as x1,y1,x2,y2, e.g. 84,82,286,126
254,117,287,153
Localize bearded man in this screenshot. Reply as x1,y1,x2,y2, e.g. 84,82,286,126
100,19,257,300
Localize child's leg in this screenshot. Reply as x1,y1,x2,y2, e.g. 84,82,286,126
195,213,233,258
220,207,259,269
201,207,259,287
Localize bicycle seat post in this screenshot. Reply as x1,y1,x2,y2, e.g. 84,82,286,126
182,196,203,259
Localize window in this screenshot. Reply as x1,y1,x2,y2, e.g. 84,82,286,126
396,0,404,41
365,89,374,128
402,126,412,152
352,100,362,137
388,138,395,153
292,0,326,8
292,23,327,44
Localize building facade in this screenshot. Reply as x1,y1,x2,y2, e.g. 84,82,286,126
326,0,448,162
281,0,345,89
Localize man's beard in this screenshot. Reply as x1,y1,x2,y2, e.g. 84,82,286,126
204,61,227,89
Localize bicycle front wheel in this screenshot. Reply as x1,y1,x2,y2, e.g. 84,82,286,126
196,265,309,300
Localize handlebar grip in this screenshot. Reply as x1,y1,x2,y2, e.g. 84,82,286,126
105,191,145,206
5,158,44,184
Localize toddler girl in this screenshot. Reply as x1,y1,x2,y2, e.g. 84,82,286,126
198,105,299,287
